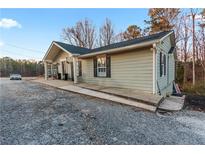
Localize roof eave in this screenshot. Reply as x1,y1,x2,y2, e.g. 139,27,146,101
79,39,159,58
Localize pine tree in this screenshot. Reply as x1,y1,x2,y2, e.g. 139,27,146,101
123,25,142,40
145,8,180,34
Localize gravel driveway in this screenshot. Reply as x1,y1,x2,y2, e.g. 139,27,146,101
0,79,205,144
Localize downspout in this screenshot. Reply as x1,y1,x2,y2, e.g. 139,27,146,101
152,43,157,94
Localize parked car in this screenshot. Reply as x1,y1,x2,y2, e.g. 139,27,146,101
10,74,22,80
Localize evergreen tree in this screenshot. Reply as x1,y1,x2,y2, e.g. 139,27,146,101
145,8,180,34
123,25,142,40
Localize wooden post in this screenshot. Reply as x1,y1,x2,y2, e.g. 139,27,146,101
51,63,53,79
72,56,78,84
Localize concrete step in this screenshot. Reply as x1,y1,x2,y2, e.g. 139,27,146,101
157,95,185,111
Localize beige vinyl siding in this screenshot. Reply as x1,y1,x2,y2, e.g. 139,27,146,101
81,49,153,93
156,35,174,96
52,50,72,76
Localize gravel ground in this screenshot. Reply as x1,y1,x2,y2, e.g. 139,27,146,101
0,79,205,145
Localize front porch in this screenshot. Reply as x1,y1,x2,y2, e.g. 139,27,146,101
33,78,163,112
43,41,80,84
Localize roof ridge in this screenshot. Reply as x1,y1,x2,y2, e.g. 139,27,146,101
90,30,173,51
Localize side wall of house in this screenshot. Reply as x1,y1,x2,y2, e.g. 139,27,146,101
80,48,153,93
156,36,175,96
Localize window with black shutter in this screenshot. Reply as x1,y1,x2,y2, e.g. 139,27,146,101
93,55,111,77
160,52,163,77
93,57,97,77
164,54,166,76
106,55,111,78
78,61,82,76
160,52,166,77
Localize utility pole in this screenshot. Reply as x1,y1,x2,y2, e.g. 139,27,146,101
191,9,196,86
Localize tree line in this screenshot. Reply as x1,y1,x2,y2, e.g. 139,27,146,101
0,57,44,77
62,8,205,88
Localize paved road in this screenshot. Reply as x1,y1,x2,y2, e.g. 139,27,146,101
0,79,205,144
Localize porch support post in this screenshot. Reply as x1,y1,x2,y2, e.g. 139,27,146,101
44,61,48,80
72,56,78,84
61,61,64,80
51,63,53,79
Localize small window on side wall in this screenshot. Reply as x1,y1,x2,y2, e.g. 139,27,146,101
160,52,166,77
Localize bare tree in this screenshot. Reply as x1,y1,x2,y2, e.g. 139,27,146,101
190,9,199,86
179,13,191,85
114,32,125,43
62,18,96,49
99,18,115,46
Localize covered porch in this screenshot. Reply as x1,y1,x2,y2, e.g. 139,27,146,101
43,41,80,84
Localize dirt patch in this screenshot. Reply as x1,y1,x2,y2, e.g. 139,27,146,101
184,95,205,112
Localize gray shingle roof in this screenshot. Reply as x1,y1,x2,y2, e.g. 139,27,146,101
89,30,173,53
53,31,173,55
54,41,90,55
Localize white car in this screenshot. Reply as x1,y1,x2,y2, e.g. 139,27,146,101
10,74,22,80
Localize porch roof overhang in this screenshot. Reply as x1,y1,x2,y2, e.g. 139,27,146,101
43,41,80,62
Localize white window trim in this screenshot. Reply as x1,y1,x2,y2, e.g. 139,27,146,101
97,55,107,77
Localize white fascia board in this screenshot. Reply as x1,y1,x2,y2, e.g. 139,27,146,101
42,41,77,62
53,42,73,56
79,40,158,58
159,31,174,43
42,41,55,61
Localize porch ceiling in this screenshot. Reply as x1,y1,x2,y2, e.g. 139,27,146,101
44,44,70,62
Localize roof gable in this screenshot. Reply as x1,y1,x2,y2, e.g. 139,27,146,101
54,41,90,55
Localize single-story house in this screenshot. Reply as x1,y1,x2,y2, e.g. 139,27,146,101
43,30,176,97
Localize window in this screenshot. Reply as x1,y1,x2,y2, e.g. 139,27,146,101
93,55,111,78
160,52,166,77
97,56,106,77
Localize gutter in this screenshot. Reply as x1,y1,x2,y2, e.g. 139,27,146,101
79,40,159,58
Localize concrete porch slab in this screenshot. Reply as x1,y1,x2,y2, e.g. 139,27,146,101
158,95,185,111
32,78,159,112
77,83,163,106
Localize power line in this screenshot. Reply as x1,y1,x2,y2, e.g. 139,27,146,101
5,43,45,53
0,49,42,60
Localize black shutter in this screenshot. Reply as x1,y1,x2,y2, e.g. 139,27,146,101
164,55,166,75
70,62,74,81
93,57,97,77
160,52,162,77
78,61,82,76
106,55,111,77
